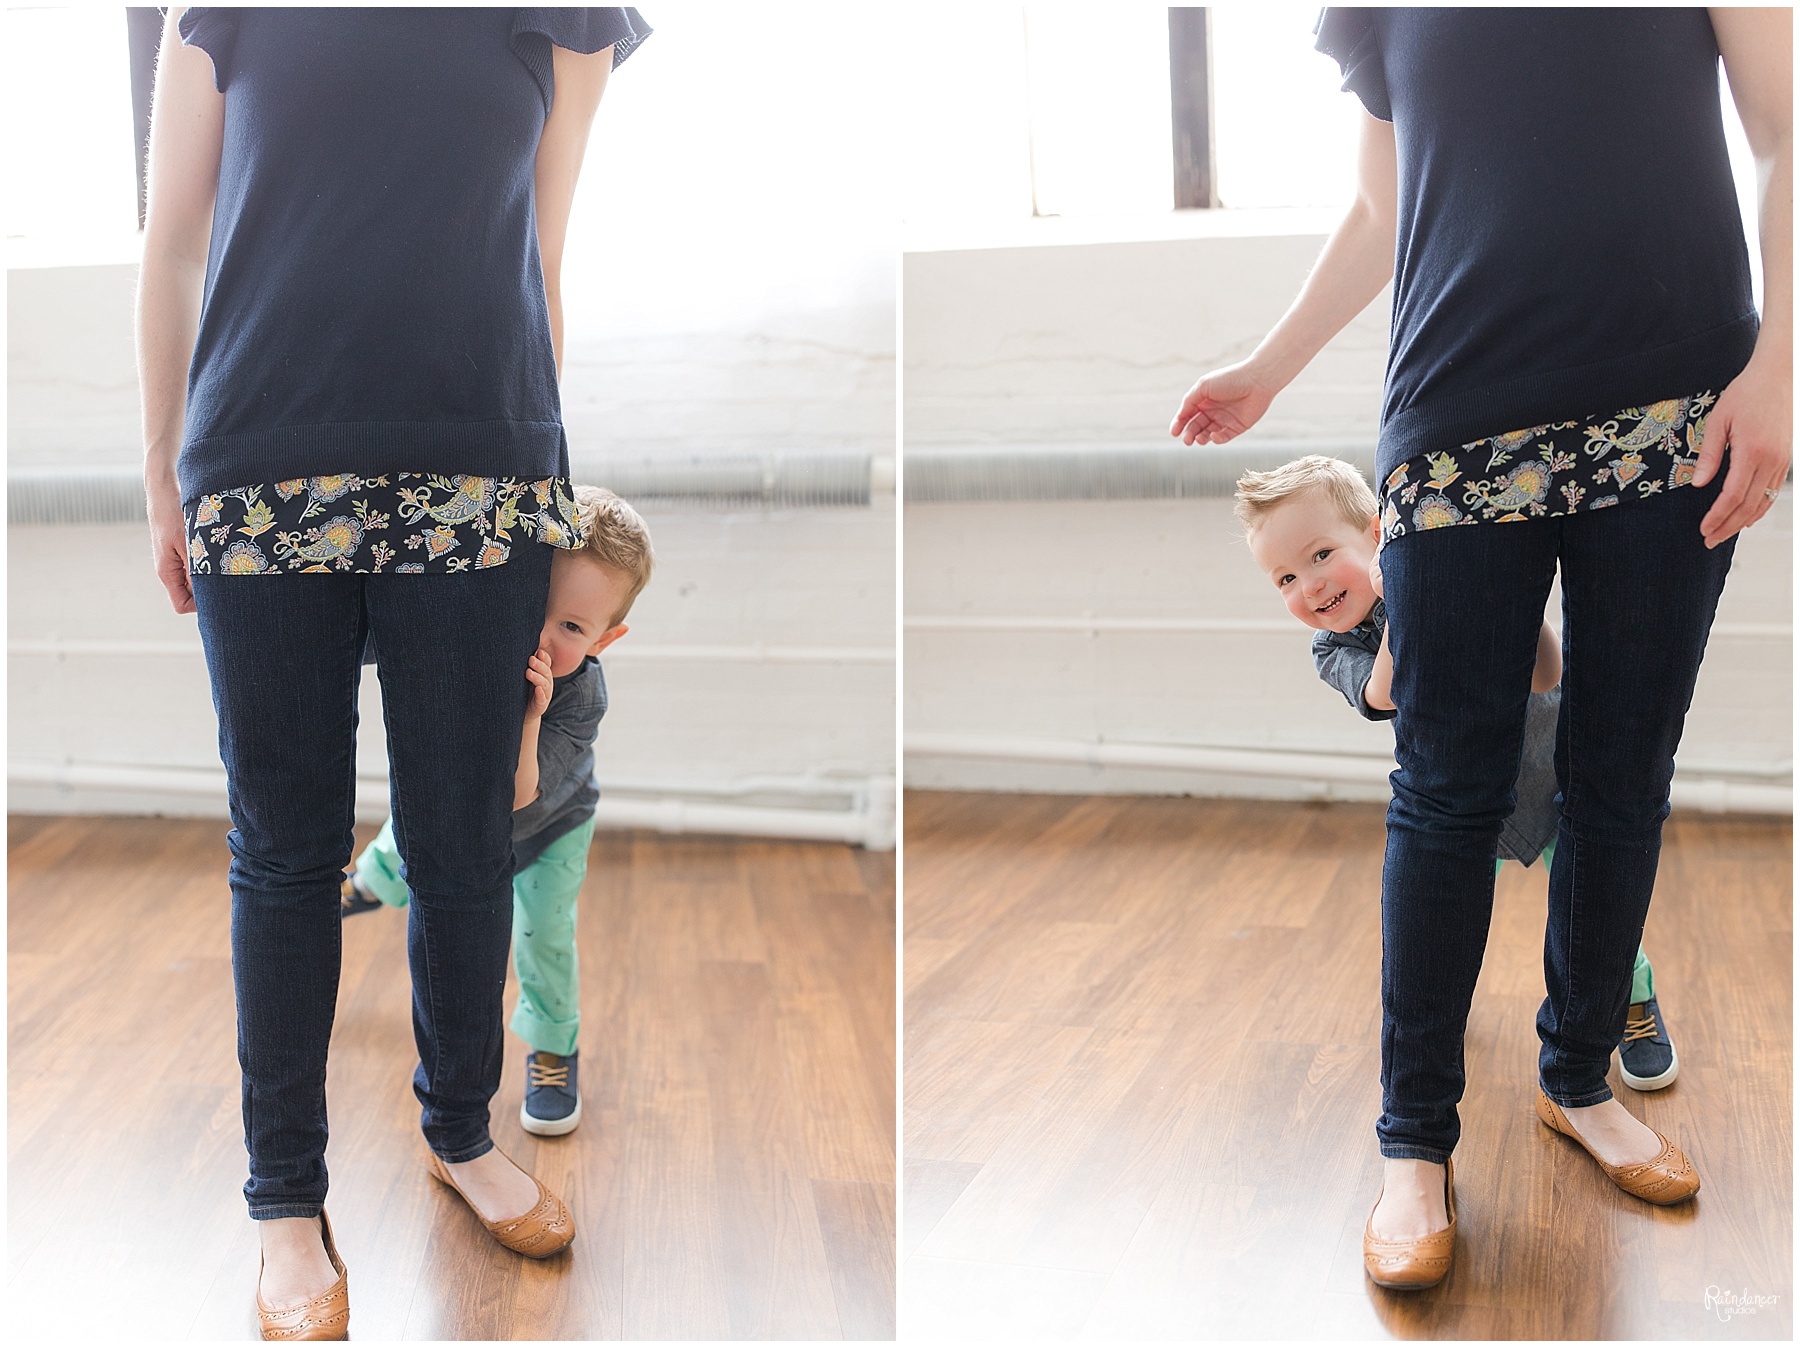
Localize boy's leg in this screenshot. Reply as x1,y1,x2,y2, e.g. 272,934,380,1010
1631,946,1654,1005
510,818,594,1057
352,816,412,908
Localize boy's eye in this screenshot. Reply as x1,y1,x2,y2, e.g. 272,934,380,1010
1277,573,1295,587
1314,548,1332,563
562,621,584,635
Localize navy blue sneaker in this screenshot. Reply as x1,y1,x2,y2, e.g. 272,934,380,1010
1618,997,1679,1091
340,876,383,918
521,1050,581,1136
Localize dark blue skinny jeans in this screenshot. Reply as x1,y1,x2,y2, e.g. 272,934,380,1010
194,545,551,1218
1377,473,1734,1162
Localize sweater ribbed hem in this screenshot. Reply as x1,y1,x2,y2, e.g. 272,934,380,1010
1376,314,1760,483
178,418,567,506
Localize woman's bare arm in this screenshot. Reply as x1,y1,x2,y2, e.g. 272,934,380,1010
136,8,223,614
533,45,613,378
1697,7,1792,547
1171,108,1397,444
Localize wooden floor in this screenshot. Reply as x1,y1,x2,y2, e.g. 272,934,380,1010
9,815,895,1341
903,791,1792,1341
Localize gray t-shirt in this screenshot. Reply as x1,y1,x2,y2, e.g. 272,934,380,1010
1312,599,1559,864
511,655,606,872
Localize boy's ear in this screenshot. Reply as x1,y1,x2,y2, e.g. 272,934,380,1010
1368,513,1382,544
587,622,628,657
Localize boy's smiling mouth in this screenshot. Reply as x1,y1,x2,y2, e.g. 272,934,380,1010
1315,589,1348,616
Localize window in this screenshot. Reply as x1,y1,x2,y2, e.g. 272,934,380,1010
6,5,140,265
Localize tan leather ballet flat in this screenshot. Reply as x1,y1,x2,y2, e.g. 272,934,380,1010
428,1149,576,1257
1535,1090,1699,1204
256,1211,349,1342
1363,1157,1456,1290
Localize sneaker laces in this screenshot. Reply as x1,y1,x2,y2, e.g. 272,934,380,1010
1623,1007,1660,1043
528,1056,570,1089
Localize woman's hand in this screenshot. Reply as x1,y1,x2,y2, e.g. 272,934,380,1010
1169,110,1397,448
1694,355,1792,548
147,470,195,614
1704,10,1791,549
1169,360,1280,446
524,649,554,720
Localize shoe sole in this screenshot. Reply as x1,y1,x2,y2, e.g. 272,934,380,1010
1619,1044,1679,1092
1367,1261,1451,1291
520,1096,582,1137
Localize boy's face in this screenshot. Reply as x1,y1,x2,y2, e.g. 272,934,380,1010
1246,491,1380,634
539,552,633,678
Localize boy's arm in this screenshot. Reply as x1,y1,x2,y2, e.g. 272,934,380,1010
512,662,607,832
1364,624,1397,712
1360,545,1396,711
1531,621,1563,693
1313,630,1396,722
514,717,543,810
514,649,554,811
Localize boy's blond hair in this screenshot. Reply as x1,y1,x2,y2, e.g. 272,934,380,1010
1233,455,1378,536
569,484,655,625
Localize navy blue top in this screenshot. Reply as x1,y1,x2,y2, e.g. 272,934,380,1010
1315,8,1758,484
175,7,649,505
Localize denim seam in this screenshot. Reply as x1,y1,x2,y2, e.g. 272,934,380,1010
1542,1083,1614,1109
1379,1144,1452,1164
1549,550,1594,1102
249,1202,326,1221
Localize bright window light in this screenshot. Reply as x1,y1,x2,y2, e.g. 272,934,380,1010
1211,4,1358,210
6,3,897,339
1022,2,1171,218
6,5,140,260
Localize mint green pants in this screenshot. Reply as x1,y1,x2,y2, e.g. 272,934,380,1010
355,815,593,1056
1501,839,1653,1004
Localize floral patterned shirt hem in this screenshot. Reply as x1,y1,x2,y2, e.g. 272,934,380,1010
186,473,584,575
1379,391,1716,542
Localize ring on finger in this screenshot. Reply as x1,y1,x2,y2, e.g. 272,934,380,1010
1763,486,1781,501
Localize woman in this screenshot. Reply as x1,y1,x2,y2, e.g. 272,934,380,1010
138,7,648,1337
1170,8,1789,1288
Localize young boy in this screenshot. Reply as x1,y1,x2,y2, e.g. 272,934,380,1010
1235,455,1677,1091
343,485,655,1133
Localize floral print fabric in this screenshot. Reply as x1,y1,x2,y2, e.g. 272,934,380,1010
1379,392,1716,541
186,473,584,574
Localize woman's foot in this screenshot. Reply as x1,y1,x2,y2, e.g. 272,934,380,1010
440,1149,545,1224
339,876,383,917
1364,1157,1456,1289
429,1148,576,1257
1535,1090,1699,1204
1368,1158,1451,1240
257,1215,341,1312
1554,1096,1666,1168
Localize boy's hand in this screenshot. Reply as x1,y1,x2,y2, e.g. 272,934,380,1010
1368,547,1385,599
524,649,553,720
